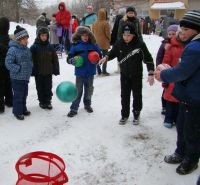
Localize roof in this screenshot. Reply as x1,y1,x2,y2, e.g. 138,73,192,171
151,2,186,10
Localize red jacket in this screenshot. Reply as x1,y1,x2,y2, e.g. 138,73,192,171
56,2,71,29
162,37,184,102
72,19,79,33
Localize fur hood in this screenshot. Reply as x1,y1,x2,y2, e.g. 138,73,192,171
72,26,96,44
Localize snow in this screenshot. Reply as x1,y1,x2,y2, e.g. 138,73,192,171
151,2,186,10
1,23,199,185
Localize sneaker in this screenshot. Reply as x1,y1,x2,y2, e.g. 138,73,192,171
46,103,53,110
176,159,198,175
23,110,31,116
163,122,173,128
164,153,184,164
15,114,24,120
39,103,46,109
161,108,166,115
85,106,93,113
119,117,128,125
67,111,77,117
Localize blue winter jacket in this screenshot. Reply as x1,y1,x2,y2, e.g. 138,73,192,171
160,34,200,106
68,40,101,77
5,40,33,81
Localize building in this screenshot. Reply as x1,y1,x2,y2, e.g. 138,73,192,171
149,0,188,19
188,0,200,10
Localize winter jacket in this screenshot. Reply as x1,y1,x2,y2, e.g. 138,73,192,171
162,37,184,102
160,34,200,106
156,38,170,66
80,13,97,27
56,2,71,29
107,37,154,77
30,38,60,76
111,14,123,45
5,40,33,81
0,35,10,80
49,21,59,45
67,27,102,77
118,15,142,41
92,9,111,50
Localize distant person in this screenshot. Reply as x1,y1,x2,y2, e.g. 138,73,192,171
80,5,97,29
5,26,33,120
118,6,142,41
55,2,71,52
0,17,13,113
72,15,79,34
92,8,111,75
36,14,48,34
49,14,59,48
41,12,51,26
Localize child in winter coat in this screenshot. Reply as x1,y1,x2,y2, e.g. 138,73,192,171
5,26,33,120
155,10,200,175
49,14,59,49
67,26,102,117
30,27,60,110
0,17,13,113
156,24,179,115
99,23,155,125
162,31,186,128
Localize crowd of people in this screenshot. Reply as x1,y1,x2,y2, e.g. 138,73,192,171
0,1,200,183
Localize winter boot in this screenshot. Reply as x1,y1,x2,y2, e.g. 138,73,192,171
46,103,53,110
84,106,93,113
133,111,140,125
39,103,46,109
176,158,198,175
164,153,184,164
67,110,77,117
23,110,31,116
163,122,173,128
119,117,128,125
15,114,24,120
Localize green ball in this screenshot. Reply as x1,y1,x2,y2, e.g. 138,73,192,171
56,81,78,103
74,56,84,67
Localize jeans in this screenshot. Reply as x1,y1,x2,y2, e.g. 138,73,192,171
70,76,94,112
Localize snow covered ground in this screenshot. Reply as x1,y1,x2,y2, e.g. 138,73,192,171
0,22,199,185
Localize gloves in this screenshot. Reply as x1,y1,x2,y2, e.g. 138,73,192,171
147,70,154,86
68,58,76,65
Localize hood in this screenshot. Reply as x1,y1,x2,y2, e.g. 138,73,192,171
37,15,45,22
0,17,10,35
9,40,26,49
72,26,96,44
97,9,106,21
58,2,66,11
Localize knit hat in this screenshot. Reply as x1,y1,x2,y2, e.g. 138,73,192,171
0,17,10,35
167,24,179,33
126,6,136,14
180,10,200,32
14,25,29,40
122,24,136,35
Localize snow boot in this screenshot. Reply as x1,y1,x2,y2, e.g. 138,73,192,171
163,122,173,128
164,153,184,164
46,103,53,110
119,117,128,125
23,110,31,116
67,110,77,117
39,103,46,109
15,114,24,120
85,106,93,113
133,111,140,125
176,158,198,175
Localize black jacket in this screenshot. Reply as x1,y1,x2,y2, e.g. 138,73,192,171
0,35,10,80
30,38,60,76
108,38,154,77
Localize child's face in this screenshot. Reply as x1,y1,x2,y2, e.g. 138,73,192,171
181,27,198,41
123,33,134,43
81,34,89,42
127,11,135,17
167,31,176,39
40,33,48,42
19,37,28,46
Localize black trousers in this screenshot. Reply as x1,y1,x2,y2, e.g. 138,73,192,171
0,77,13,109
175,103,200,163
35,74,53,104
120,73,142,118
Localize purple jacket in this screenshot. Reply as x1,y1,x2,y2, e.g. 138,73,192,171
156,38,170,66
